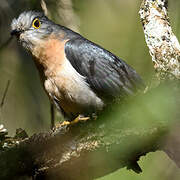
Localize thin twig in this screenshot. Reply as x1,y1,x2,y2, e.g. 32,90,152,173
41,0,49,16
0,80,10,108
50,103,55,129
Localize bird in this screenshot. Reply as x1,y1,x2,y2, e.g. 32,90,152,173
11,11,144,125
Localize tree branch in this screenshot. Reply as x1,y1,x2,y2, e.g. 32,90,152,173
0,80,10,108
0,83,178,179
139,0,180,168
139,0,180,81
41,0,80,32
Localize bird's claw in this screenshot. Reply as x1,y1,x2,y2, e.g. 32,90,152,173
70,115,90,125
60,121,70,126
53,121,70,130
55,115,90,129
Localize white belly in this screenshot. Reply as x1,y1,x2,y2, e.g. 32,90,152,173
44,58,104,115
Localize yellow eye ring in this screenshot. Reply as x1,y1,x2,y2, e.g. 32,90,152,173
32,18,41,29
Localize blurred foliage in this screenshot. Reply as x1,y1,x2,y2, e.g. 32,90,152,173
0,0,180,179
97,81,180,179
98,151,180,180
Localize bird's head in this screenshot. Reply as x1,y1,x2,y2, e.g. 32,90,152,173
11,11,54,51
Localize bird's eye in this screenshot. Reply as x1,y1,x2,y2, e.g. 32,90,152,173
32,18,41,29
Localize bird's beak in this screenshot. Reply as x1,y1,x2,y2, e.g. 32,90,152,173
10,29,22,37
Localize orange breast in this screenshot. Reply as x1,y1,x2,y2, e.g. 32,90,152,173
32,36,69,77
32,36,84,114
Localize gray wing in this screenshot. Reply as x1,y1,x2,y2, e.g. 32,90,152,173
65,38,145,101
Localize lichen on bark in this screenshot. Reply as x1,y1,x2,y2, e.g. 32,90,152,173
139,0,180,80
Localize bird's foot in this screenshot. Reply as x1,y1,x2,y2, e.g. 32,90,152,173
52,115,90,131
53,121,70,130
60,120,71,126
56,115,90,128
70,115,90,125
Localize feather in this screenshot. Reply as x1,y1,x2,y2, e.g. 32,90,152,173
65,38,145,102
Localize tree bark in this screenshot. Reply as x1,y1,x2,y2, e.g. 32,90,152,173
139,0,180,81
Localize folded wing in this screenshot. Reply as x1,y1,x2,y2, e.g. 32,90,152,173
65,38,145,101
